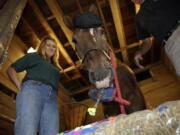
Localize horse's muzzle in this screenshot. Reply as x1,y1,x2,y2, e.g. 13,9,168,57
88,67,114,88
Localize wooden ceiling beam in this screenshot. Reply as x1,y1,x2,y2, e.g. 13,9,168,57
0,0,27,68
69,85,95,96
45,0,74,49
21,17,41,49
114,41,142,53
108,0,129,64
45,0,89,85
62,41,142,73
76,0,83,13
95,0,113,47
28,0,74,66
61,73,81,83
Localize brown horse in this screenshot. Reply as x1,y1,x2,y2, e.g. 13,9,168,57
64,6,146,117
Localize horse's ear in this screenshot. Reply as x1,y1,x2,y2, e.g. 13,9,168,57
89,4,99,16
63,15,74,30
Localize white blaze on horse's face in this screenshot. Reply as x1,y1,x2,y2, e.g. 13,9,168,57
89,28,110,61
89,28,97,42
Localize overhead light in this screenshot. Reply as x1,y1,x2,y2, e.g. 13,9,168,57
27,47,36,53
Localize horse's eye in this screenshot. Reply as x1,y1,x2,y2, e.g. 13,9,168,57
72,37,77,44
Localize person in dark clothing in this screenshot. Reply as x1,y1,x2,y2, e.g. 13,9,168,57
132,0,180,76
7,36,61,135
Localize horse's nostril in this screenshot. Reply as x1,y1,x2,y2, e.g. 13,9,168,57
88,72,96,84
88,68,113,84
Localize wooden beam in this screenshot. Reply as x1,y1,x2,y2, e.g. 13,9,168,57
28,0,74,66
45,0,74,49
61,73,81,83
0,92,15,123
108,0,129,64
0,35,30,93
45,0,91,85
95,0,113,47
114,41,142,53
70,85,95,96
0,0,27,68
21,17,41,48
62,41,142,73
76,0,83,13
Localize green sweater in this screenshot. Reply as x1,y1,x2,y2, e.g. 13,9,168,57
12,52,60,90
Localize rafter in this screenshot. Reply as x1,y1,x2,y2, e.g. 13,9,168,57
28,0,74,66
21,17,40,49
45,0,90,85
69,85,95,96
114,41,142,53
0,0,27,67
76,0,83,13
108,0,129,64
95,0,113,47
45,0,74,49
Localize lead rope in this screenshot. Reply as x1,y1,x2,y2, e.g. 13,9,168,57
110,52,130,114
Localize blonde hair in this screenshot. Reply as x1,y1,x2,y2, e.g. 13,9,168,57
37,36,61,70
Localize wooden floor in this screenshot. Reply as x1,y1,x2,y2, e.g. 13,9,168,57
140,63,180,109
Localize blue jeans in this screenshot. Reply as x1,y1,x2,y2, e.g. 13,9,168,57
15,80,59,135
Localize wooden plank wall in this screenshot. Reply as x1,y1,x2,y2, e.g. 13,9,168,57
0,35,27,93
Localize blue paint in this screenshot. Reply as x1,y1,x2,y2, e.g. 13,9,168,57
88,87,114,102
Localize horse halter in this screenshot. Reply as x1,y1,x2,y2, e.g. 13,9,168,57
81,48,111,64
79,28,111,64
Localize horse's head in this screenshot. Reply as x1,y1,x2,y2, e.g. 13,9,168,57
74,27,114,87
64,5,114,88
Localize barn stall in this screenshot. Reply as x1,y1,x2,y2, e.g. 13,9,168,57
0,0,180,135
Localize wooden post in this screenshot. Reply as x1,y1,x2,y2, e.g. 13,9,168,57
0,0,27,68
108,0,129,64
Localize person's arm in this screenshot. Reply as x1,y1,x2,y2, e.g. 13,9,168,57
7,66,21,90
134,37,152,69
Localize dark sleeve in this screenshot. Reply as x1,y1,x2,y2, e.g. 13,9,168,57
11,53,34,72
135,15,151,40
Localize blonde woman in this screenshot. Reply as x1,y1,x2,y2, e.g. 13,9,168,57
7,36,61,135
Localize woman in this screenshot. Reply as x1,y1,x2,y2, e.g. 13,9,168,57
7,36,61,135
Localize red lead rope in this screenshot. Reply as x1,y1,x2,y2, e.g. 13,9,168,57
110,52,130,114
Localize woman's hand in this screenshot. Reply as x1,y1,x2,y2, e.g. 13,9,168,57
134,38,152,69
134,51,144,69
7,66,21,90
